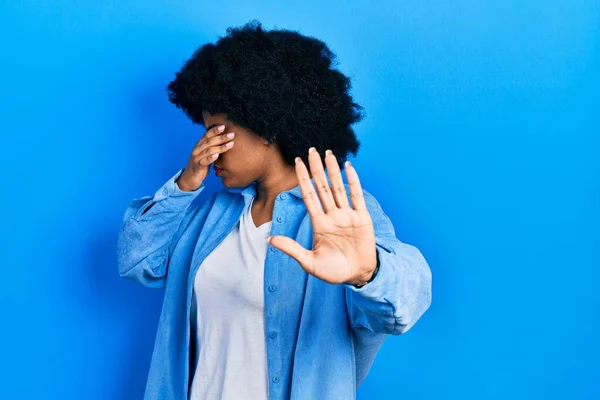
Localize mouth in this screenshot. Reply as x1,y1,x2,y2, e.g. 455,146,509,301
214,165,223,176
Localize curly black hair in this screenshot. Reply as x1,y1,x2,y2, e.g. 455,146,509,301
167,19,364,168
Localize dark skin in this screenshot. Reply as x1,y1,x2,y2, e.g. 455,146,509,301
201,110,301,226
201,110,378,287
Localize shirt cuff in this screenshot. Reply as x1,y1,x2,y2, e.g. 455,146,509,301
134,168,205,219
342,242,397,301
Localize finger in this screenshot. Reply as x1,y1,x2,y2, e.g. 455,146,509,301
195,144,234,167
344,161,367,212
192,131,234,157
194,124,226,149
204,124,227,140
214,140,235,154
206,131,235,148
196,152,218,168
324,150,350,209
268,235,314,274
294,155,325,217
308,147,337,213
196,138,235,160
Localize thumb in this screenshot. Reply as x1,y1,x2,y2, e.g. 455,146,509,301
267,235,313,271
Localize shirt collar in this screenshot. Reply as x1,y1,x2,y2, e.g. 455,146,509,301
225,169,332,200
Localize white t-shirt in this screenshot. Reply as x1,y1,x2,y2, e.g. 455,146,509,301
188,197,272,400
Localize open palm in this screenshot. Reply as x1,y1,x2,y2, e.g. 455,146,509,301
268,147,378,286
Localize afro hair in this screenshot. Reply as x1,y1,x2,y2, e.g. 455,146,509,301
167,19,364,168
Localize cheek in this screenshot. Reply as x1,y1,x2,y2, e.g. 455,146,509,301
221,143,243,167
223,138,264,169
225,144,239,160
229,139,253,158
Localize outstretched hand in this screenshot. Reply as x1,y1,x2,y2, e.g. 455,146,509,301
267,147,378,287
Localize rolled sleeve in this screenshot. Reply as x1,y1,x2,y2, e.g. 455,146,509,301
344,189,432,335
134,168,205,220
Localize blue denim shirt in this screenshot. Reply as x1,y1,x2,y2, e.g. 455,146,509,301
117,168,432,400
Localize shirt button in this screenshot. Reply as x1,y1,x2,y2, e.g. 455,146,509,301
269,331,277,338
162,187,169,195
276,216,283,223
270,246,276,252
272,376,279,383
268,284,277,292
279,193,287,200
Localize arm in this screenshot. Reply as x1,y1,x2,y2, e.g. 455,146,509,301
343,190,432,335
116,168,205,288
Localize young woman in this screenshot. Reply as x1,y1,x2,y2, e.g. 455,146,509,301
117,20,432,400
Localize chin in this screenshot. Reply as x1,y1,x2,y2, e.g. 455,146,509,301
221,176,253,189
219,176,236,188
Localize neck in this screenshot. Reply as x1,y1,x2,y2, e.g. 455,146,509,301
254,163,299,208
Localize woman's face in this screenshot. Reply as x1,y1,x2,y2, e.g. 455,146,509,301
202,110,272,188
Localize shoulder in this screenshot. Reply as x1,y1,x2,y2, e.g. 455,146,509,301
352,186,396,237
340,182,383,212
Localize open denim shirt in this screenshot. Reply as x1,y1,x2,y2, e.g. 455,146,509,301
116,168,432,400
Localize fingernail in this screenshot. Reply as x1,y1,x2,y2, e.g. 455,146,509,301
345,160,351,167
212,153,219,159
295,157,300,163
309,147,316,153
325,149,332,156
226,132,235,138
218,125,225,132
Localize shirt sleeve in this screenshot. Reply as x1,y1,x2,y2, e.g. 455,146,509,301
116,168,206,288
343,189,432,335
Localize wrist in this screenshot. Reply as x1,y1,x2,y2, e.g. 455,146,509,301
351,252,381,288
175,175,196,192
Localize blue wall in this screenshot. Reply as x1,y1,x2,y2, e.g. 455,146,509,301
1,1,598,399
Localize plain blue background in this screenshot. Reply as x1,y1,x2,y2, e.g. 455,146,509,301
1,1,598,399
